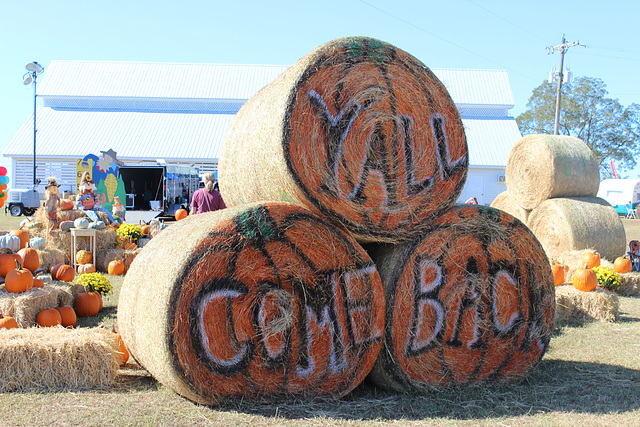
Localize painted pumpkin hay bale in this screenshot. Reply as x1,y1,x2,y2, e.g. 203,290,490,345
505,134,600,210
554,284,619,326
367,205,555,392
97,248,140,273
218,37,468,243
527,197,626,263
0,327,119,391
490,190,531,225
117,202,385,404
0,286,60,327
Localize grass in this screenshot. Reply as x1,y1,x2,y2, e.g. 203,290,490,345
1,214,640,426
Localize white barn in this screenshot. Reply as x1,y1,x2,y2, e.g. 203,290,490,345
4,60,521,204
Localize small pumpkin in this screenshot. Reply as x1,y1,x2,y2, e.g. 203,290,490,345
551,262,569,286
74,217,90,229
10,229,29,249
77,263,96,274
175,208,188,221
582,251,601,268
59,199,75,211
114,330,130,366
613,256,633,274
32,278,45,288
124,242,137,250
573,263,597,292
54,264,75,282
141,224,150,235
0,314,19,329
50,262,63,276
108,259,125,276
73,292,101,317
0,249,22,278
54,305,77,328
18,245,40,272
75,250,93,265
0,234,21,253
29,236,46,250
36,308,62,327
5,259,33,293
59,221,74,232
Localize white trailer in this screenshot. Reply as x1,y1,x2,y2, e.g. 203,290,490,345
596,179,640,214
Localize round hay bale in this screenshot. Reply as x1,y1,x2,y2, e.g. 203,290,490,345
505,134,600,210
218,37,468,243
527,197,626,262
490,190,531,225
554,284,619,326
367,205,555,392
117,202,385,404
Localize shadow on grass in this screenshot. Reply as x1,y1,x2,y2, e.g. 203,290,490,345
216,359,640,421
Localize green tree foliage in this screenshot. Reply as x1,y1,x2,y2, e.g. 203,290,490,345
517,77,640,176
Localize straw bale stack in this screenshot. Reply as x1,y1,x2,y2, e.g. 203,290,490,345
0,327,119,391
505,134,600,210
551,249,614,282
117,202,385,405
617,272,640,296
367,205,555,392
96,248,140,273
527,197,626,262
490,190,531,225
0,286,59,327
219,37,468,243
554,285,619,326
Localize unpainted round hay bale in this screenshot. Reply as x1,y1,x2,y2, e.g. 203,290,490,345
117,202,385,404
554,284,619,326
218,37,468,243
505,134,600,210
367,205,555,392
490,190,531,225
527,197,626,263
0,327,119,391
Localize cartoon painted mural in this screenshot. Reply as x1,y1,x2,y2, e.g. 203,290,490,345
76,149,126,213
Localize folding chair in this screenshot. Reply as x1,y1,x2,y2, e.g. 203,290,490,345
628,240,640,272
626,204,637,219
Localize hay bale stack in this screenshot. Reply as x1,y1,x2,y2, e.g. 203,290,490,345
505,134,600,210
0,327,119,391
38,247,67,271
0,286,59,327
552,249,614,282
218,37,468,243
117,202,384,405
490,190,531,224
554,285,619,326
527,197,626,262
617,272,640,296
367,205,555,392
97,248,140,273
32,228,117,269
33,206,111,228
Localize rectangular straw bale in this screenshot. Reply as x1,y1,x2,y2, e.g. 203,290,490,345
38,247,67,272
0,327,119,392
0,287,59,327
97,248,140,272
554,284,619,326
617,272,640,296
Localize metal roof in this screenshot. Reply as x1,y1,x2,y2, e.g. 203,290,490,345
435,69,514,108
462,117,522,167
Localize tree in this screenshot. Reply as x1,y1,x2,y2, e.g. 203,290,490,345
516,77,640,177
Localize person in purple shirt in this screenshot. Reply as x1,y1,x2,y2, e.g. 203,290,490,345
190,172,226,215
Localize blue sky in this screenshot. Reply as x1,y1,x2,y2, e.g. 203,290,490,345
1,0,639,180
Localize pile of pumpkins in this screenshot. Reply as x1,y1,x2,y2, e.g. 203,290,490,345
60,217,107,232
551,251,633,292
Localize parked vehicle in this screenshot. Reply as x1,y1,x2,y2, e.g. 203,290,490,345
7,188,40,216
596,179,640,215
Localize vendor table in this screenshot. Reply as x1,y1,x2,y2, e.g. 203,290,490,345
70,228,97,270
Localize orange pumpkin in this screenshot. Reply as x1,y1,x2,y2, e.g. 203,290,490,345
54,305,77,328
75,250,93,265
582,251,601,268
174,208,188,221
573,264,597,292
0,314,19,329
59,199,75,211
32,278,45,288
36,308,62,327
551,262,569,286
114,331,130,366
17,246,40,272
613,257,632,274
54,264,75,282
108,259,125,275
0,249,22,278
141,224,150,235
91,291,103,312
10,229,29,249
73,292,101,317
77,263,96,274
124,242,137,250
5,259,33,293
50,263,63,276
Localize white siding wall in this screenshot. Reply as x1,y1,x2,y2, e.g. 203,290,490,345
457,167,507,206
12,158,77,196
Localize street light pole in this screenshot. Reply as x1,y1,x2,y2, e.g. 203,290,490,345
23,61,44,188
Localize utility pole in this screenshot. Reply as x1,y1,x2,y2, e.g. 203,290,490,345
547,35,583,135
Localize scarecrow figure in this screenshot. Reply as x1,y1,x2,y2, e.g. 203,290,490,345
44,177,61,232
76,171,118,225
112,196,125,224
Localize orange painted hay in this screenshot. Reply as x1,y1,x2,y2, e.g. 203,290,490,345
554,284,619,325
218,37,468,243
367,205,555,392
527,197,626,262
490,190,530,225
505,134,600,210
117,202,384,405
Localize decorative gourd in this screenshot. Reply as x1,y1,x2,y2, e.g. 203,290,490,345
0,314,19,329
141,224,150,235
32,278,45,288
573,263,598,292
77,263,96,274
17,245,40,272
54,305,77,328
59,221,74,232
24,221,43,229
582,251,601,268
29,236,46,250
108,259,125,275
114,331,130,366
75,250,93,265
174,208,188,221
0,249,22,278
124,242,137,250
613,256,633,274
0,234,21,253
74,217,90,229
88,220,106,230
551,262,569,286
73,292,101,317
54,264,75,282
59,199,75,211
4,259,33,293
36,308,62,327
10,229,29,249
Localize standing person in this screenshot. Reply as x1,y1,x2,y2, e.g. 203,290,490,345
190,172,226,215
